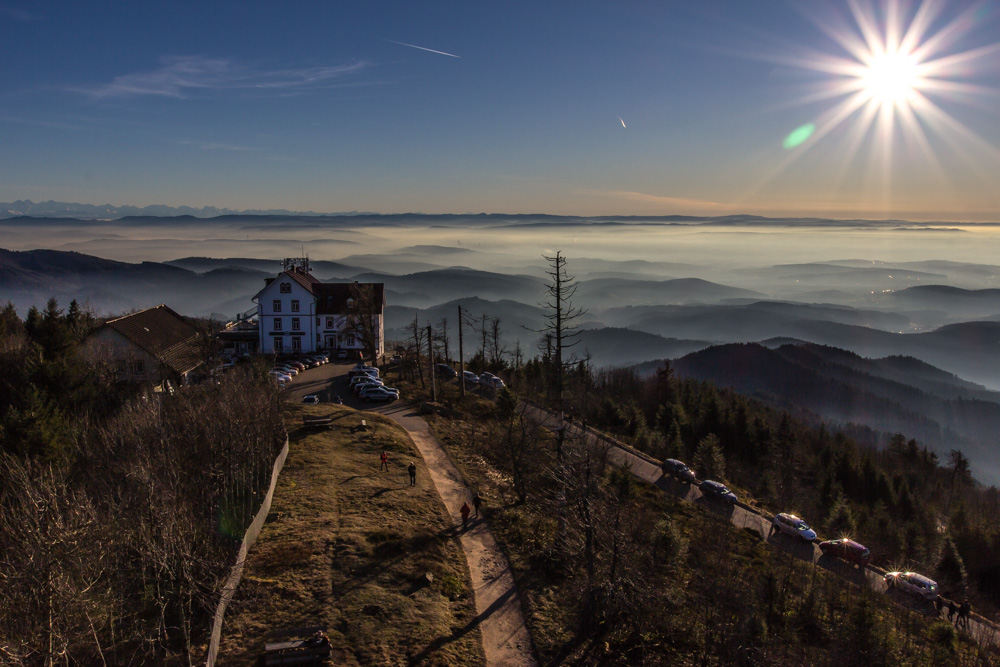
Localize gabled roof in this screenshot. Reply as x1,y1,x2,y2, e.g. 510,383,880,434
101,304,203,375
315,282,385,315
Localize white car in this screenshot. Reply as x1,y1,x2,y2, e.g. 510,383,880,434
884,572,939,601
772,513,817,542
274,365,298,376
489,377,506,390
302,394,320,404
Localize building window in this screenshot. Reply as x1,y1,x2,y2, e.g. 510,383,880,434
291,300,300,312
272,300,281,312
273,317,282,331
345,334,356,346
274,337,283,352
316,334,321,343
326,317,335,329
132,360,145,375
280,282,291,294
291,337,302,351
291,317,301,331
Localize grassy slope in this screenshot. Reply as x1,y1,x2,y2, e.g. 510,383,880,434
216,404,485,666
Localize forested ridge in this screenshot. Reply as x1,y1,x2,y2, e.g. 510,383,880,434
0,300,284,664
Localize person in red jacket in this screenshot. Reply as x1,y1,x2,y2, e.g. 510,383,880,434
379,451,388,471
460,502,471,531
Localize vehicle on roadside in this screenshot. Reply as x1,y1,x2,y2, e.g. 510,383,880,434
699,480,738,504
353,380,384,395
350,374,382,389
361,384,399,398
274,365,298,376
302,394,320,404
479,371,496,384
819,538,871,566
772,513,817,542
436,363,457,378
285,360,306,371
390,354,403,364
489,377,506,390
348,367,379,380
662,459,697,483
462,370,479,385
270,370,292,383
360,387,398,402
298,357,319,368
884,572,938,601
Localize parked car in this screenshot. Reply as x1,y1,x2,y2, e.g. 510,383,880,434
662,459,697,483
361,384,399,398
884,572,939,601
772,513,817,542
436,363,457,378
270,370,292,383
489,377,506,390
462,370,480,385
350,375,383,389
353,380,384,395
348,367,379,380
302,394,320,405
360,387,398,402
285,360,306,371
274,365,298,376
819,538,871,566
479,371,496,384
390,354,403,363
699,480,738,504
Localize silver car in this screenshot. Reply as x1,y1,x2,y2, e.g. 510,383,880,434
884,572,938,601
772,513,817,542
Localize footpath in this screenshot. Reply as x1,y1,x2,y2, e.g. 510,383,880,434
378,403,538,667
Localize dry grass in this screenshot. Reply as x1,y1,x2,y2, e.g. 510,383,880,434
216,404,485,666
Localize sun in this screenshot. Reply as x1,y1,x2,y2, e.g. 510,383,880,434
861,50,920,107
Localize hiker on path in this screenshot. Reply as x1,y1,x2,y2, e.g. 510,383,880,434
408,461,417,486
959,600,971,630
472,492,482,518
948,599,957,623
460,502,471,531
380,451,389,471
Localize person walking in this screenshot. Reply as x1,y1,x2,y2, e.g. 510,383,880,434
460,502,471,531
959,600,971,630
379,451,389,472
472,492,482,518
947,599,957,623
408,461,417,487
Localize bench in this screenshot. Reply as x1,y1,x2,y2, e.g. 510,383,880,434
302,416,332,428
263,626,331,665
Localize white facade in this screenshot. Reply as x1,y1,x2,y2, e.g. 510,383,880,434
254,271,384,357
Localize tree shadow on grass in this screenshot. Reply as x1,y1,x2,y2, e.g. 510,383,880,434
408,585,519,665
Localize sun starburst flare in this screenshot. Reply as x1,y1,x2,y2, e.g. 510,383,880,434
756,0,1000,214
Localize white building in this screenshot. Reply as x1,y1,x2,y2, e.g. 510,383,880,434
253,259,385,357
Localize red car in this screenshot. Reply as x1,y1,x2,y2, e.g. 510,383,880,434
819,538,871,566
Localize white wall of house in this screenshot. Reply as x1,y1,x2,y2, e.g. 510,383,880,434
256,278,317,355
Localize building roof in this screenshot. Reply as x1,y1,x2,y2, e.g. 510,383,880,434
255,268,384,315
315,282,385,315
101,304,203,375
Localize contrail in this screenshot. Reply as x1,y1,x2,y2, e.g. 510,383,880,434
617,116,627,128
385,39,460,58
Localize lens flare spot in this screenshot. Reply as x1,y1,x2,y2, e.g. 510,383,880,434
783,123,816,149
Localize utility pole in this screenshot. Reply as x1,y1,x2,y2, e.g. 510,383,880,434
427,324,436,402
458,304,466,398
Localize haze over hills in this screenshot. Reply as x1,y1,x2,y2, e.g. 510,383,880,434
672,342,1000,485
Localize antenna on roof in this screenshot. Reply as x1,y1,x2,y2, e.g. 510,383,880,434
282,257,311,274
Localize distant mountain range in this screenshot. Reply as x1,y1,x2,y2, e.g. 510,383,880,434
672,342,1000,485
0,199,372,219
4,201,998,227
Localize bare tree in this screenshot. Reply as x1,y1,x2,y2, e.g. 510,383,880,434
435,318,451,363
345,283,384,365
488,317,505,369
537,252,587,410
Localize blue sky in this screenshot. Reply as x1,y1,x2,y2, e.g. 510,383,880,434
2,1,999,219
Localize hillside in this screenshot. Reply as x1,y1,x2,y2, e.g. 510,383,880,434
672,342,1000,485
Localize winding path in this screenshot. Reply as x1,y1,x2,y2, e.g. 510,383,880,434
377,402,538,667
